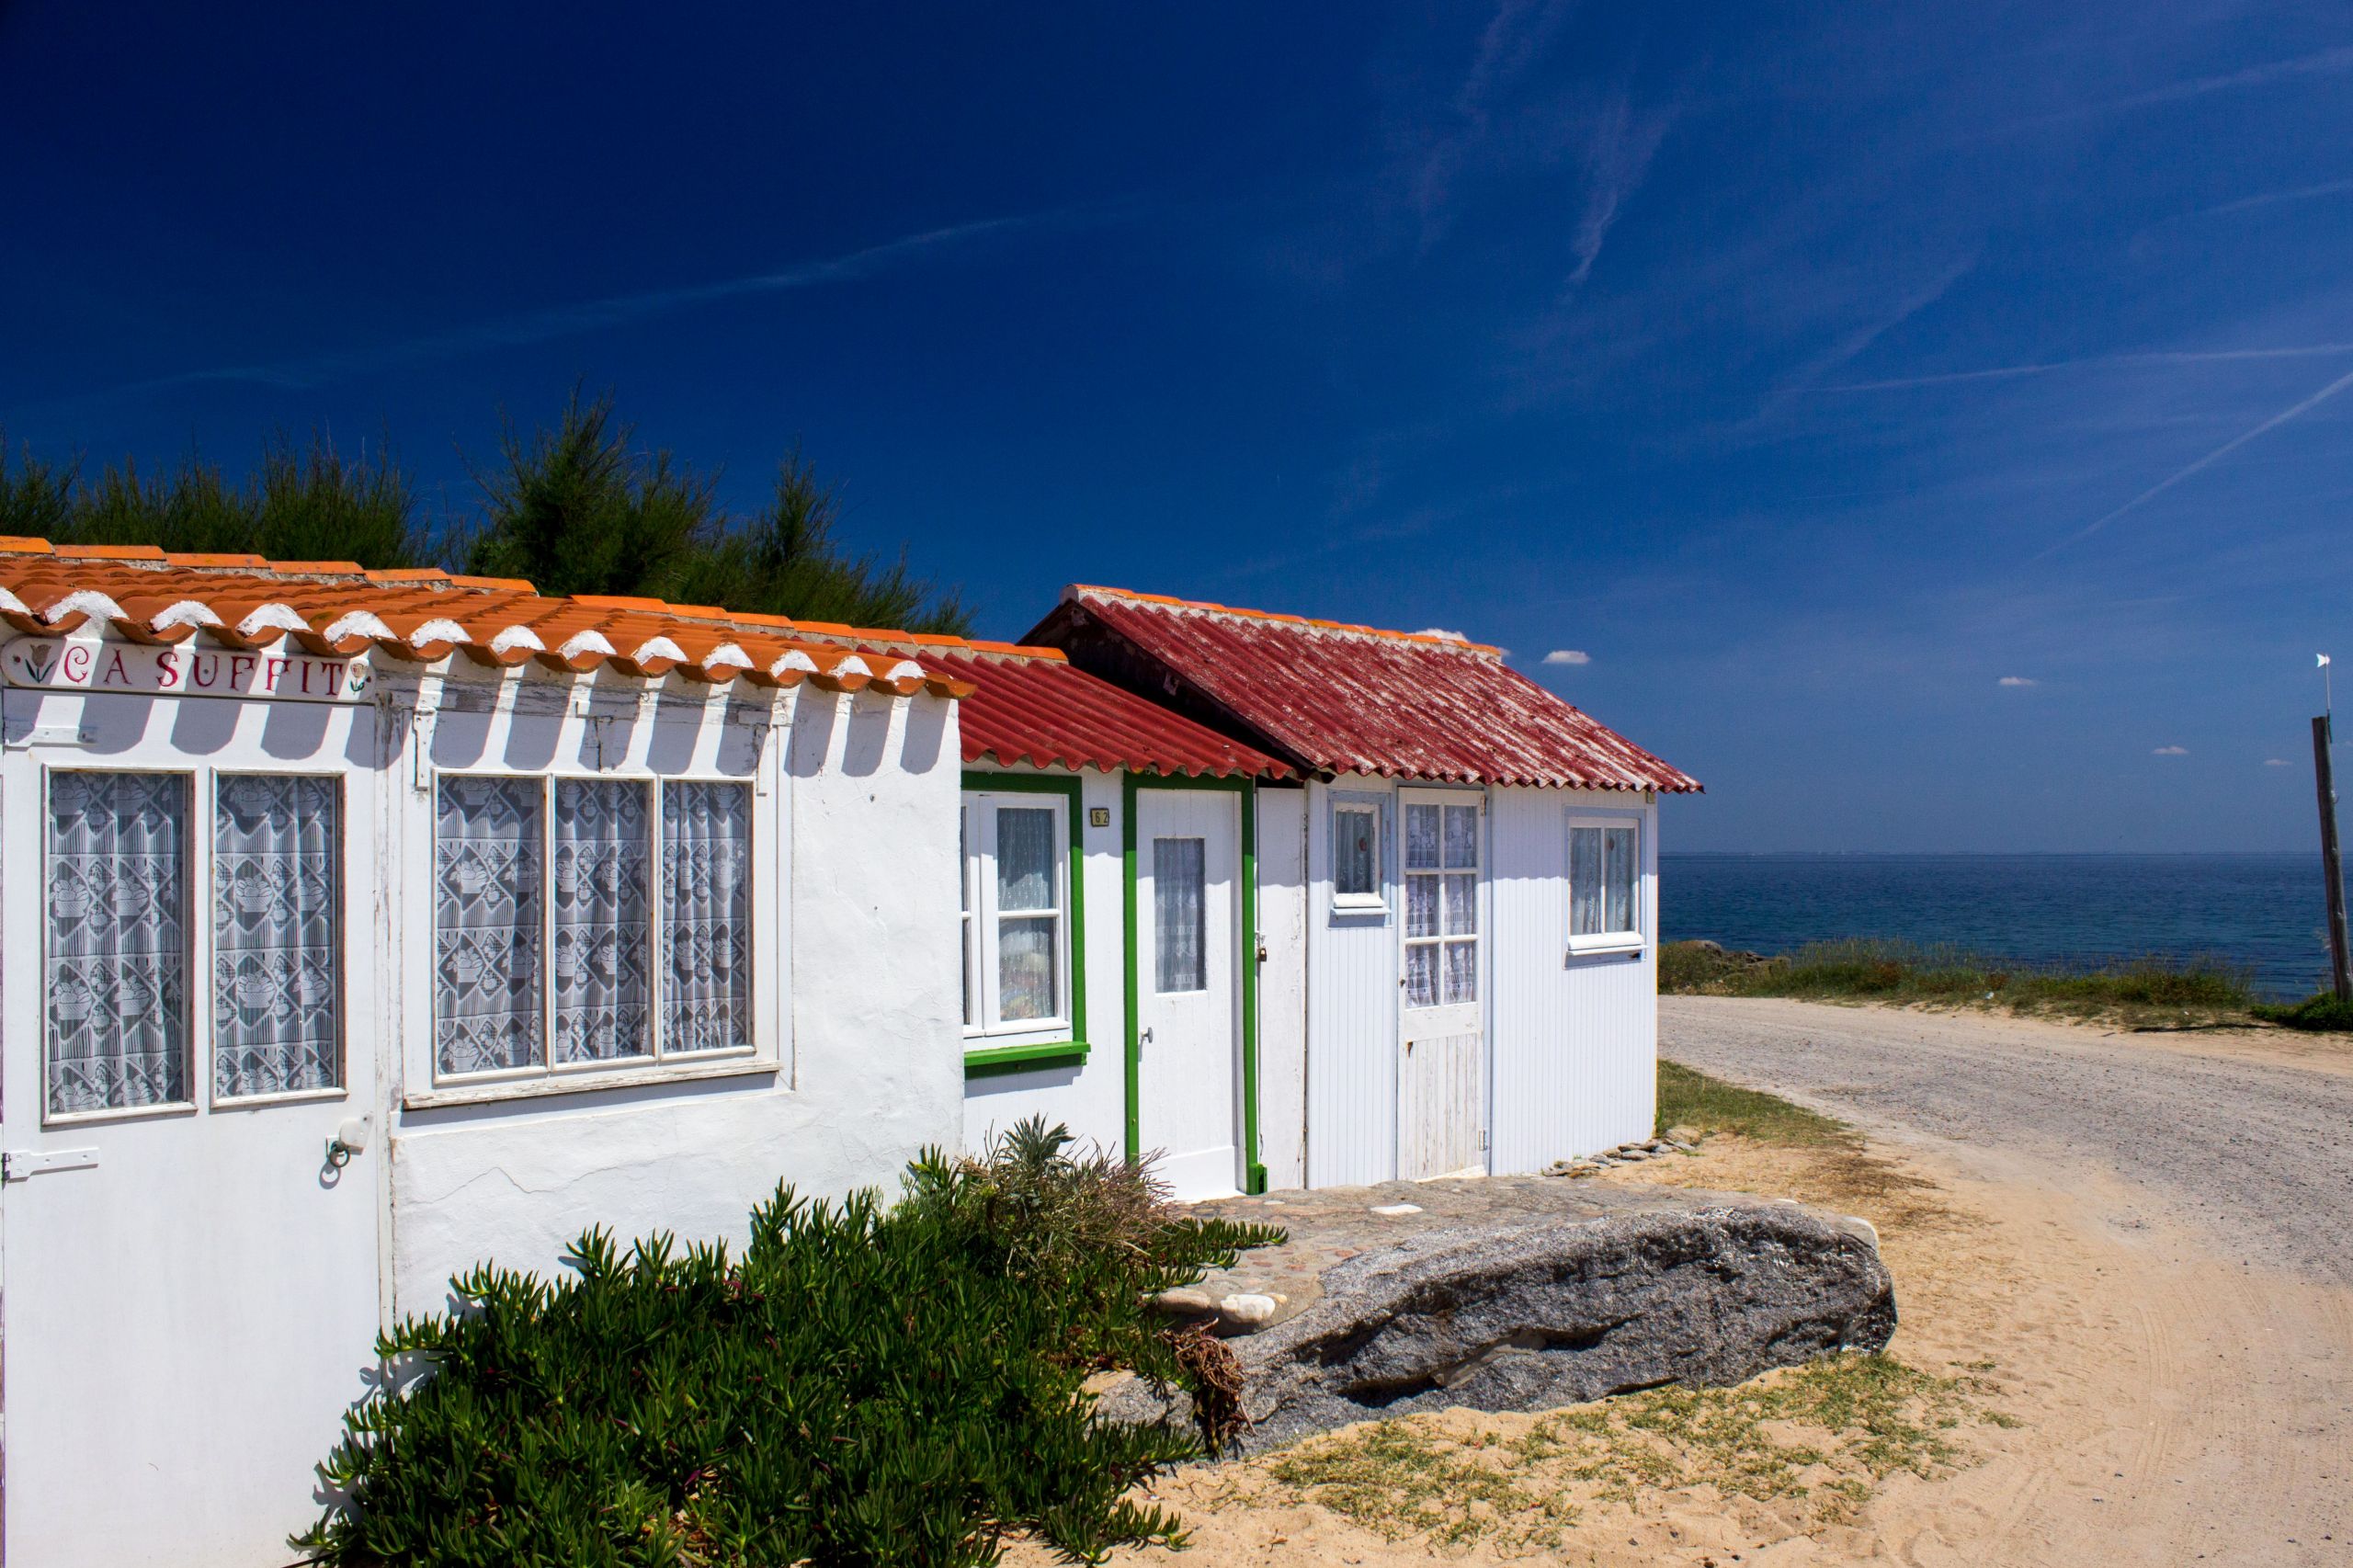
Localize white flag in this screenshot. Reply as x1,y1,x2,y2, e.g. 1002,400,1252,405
2324,653,2335,668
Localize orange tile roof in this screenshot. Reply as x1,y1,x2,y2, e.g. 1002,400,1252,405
0,538,980,699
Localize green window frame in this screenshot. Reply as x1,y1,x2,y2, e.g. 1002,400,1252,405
961,770,1088,1076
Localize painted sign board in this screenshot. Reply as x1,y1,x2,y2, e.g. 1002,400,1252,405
2,638,373,703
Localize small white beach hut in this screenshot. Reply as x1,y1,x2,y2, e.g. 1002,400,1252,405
1025,585,1702,1188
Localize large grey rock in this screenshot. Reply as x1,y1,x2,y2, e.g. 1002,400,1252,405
1105,1198,1895,1451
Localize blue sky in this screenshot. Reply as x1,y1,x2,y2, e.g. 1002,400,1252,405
4,3,2351,852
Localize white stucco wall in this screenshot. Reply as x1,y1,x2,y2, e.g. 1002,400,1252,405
957,766,1129,1160
387,674,964,1314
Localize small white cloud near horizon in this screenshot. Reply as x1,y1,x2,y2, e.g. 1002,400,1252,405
1412,627,1470,642
2153,744,2189,756
2266,757,2293,767
1543,649,1592,665
1998,676,2037,687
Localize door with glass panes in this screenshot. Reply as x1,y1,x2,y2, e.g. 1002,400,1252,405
0,702,384,1568
1135,787,1242,1199
1396,790,1486,1179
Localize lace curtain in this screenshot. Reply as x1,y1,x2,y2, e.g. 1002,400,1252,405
213,775,339,1097
995,806,1059,1022
47,772,188,1113
1570,824,1638,936
1154,835,1206,994
554,780,652,1063
663,782,751,1053
436,777,544,1074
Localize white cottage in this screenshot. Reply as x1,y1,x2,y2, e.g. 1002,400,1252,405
0,542,974,1568
1024,586,1701,1189
912,640,1294,1199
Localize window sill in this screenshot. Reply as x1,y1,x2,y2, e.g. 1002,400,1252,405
964,1040,1089,1078
1566,937,1647,958
40,1099,200,1130
1328,897,1390,922
404,1055,778,1110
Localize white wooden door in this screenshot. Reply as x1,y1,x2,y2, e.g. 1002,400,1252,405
1135,789,1242,1200
0,697,386,1567
1397,790,1485,1179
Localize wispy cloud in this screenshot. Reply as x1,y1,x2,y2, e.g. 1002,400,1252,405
2038,363,2353,559
2153,744,2189,756
1564,88,1677,290
1543,648,1592,665
1747,253,1976,424
76,211,1062,402
2097,45,2353,116
1413,0,1580,238
1822,342,2353,394
1997,676,2037,687
2266,756,2293,767
1996,45,2353,137
2197,177,2353,220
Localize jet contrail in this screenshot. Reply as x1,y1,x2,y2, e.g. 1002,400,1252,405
1824,342,2353,393
2034,364,2353,561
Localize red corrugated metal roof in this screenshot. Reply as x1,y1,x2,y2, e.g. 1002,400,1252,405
920,647,1288,778
1033,585,1699,792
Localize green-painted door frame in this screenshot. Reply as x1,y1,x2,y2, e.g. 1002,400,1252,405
1124,772,1265,1194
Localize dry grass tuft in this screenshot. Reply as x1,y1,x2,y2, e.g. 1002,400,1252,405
1259,1353,2009,1550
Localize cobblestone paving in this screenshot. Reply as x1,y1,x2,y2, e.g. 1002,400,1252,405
1184,1168,1727,1331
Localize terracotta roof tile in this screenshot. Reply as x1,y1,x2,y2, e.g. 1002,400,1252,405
0,537,985,700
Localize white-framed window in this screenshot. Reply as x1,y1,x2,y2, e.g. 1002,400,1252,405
45,769,195,1117
1330,796,1386,913
43,766,349,1119
433,773,754,1083
1567,812,1643,951
961,790,1071,1037
1403,797,1480,1007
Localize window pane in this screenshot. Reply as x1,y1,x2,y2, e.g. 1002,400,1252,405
1404,942,1438,1007
664,782,752,1053
1404,802,1441,870
1569,825,1602,937
1405,874,1438,937
998,915,1058,1020
436,777,543,1074
1605,826,1637,934
1443,873,1476,937
47,772,188,1113
553,780,652,1064
1333,806,1378,897
1154,836,1207,994
996,806,1057,912
1442,804,1479,869
214,775,339,1098
1444,939,1477,1005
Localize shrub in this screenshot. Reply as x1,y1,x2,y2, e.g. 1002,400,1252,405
2251,992,2353,1032
300,1122,1281,1568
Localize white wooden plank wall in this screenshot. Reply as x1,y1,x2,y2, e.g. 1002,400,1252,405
1303,775,1398,1186
1485,785,1657,1173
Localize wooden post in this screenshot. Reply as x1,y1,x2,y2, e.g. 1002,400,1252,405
2315,714,2352,1001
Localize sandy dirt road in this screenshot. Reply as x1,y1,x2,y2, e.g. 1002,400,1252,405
1658,997,2353,1566
1022,1000,2353,1567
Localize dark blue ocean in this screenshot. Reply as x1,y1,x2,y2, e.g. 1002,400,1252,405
1661,853,2345,1002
